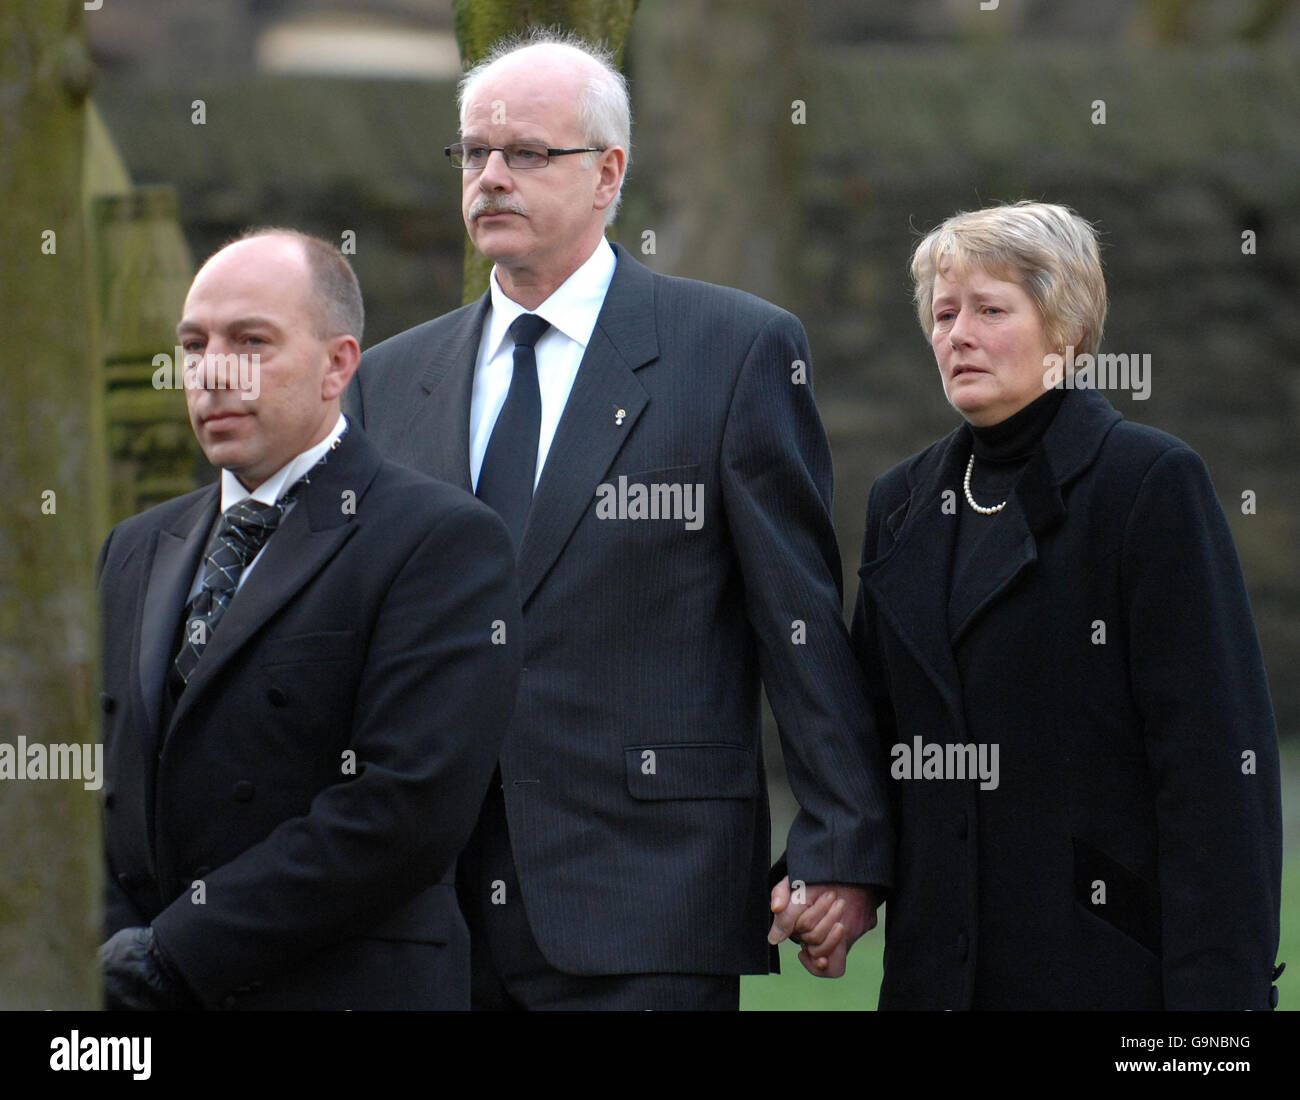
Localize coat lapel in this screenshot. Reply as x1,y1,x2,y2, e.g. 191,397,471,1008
167,428,384,736
950,387,1122,645
138,488,217,743
947,469,1042,645
860,430,968,731
516,244,658,604
861,387,1123,727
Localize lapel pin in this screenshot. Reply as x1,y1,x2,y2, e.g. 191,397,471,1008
615,408,626,426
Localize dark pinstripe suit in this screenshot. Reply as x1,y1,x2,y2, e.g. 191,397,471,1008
347,244,893,996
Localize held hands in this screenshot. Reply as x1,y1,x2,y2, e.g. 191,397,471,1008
768,877,877,978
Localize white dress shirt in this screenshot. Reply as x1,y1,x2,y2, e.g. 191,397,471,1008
468,238,617,491
186,412,348,600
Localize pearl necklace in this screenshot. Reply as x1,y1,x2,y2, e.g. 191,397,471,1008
963,454,1006,515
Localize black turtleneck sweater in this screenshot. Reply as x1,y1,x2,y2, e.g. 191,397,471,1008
950,387,1066,624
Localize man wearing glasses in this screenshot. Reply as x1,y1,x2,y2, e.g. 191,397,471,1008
347,29,892,1010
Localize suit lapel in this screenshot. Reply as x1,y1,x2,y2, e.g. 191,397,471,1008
138,488,217,743
167,428,384,736
397,245,660,603
516,245,658,603
403,297,487,493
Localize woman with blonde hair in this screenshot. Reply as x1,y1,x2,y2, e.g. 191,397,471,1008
847,201,1281,1009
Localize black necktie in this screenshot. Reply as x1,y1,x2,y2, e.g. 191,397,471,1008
476,314,550,549
170,498,289,689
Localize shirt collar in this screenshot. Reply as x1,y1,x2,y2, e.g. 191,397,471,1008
219,412,348,511
484,237,617,358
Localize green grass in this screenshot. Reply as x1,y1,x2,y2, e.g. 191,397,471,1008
742,738,1300,1010
742,937,885,1010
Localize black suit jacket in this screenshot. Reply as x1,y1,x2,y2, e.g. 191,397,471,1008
852,385,1282,1009
348,244,893,976
99,424,523,1009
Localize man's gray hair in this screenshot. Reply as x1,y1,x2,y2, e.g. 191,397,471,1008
457,27,632,225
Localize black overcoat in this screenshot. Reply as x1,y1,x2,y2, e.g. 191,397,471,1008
100,426,523,1008
852,385,1282,1009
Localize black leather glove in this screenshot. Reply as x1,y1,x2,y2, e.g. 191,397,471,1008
100,926,201,1011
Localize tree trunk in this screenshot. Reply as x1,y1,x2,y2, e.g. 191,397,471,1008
0,0,106,1009
627,0,806,305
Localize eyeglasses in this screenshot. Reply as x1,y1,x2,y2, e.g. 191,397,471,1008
444,142,607,170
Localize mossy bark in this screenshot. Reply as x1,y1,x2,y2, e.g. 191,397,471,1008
0,0,106,1009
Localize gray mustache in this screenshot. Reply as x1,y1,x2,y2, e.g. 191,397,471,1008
470,198,527,219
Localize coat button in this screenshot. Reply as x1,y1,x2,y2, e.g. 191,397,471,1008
956,930,969,963
221,994,237,1010
193,865,212,879
267,686,288,706
101,693,115,714
116,871,134,889
232,780,255,802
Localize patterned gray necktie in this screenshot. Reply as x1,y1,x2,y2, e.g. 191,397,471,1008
170,497,290,688
170,427,346,691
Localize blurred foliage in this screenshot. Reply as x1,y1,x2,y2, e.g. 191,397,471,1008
1238,0,1298,39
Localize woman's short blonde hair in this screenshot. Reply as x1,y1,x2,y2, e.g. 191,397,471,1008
910,201,1108,357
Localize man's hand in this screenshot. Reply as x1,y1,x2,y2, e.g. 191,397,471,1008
768,877,877,978
100,927,200,1011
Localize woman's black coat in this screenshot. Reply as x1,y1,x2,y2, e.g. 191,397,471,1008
852,385,1282,1010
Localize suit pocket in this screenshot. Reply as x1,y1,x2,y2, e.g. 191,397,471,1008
624,742,758,800
1072,836,1161,955
261,630,356,667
